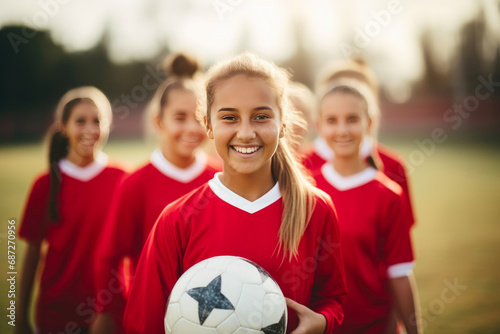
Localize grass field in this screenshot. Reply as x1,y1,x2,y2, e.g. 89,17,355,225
1,138,499,333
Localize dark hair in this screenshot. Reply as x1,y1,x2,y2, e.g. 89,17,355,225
149,53,203,121
163,52,201,78
48,97,93,221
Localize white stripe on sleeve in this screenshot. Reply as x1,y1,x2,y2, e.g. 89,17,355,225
387,261,415,278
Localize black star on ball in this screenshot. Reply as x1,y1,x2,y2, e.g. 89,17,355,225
187,274,235,325
261,311,286,334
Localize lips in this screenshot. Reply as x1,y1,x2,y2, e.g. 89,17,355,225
231,146,261,154
80,137,97,146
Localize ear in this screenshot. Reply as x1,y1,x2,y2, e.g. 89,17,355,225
154,114,162,131
366,117,373,134
279,123,286,139
204,116,214,139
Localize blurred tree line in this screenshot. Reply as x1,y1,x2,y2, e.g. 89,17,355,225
1,6,499,142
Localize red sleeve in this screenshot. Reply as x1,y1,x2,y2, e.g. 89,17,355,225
380,192,415,278
94,173,140,312
123,206,184,334
378,149,416,227
19,174,50,241
308,198,347,333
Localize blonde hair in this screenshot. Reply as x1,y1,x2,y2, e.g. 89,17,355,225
205,52,327,259
316,58,381,136
318,79,381,169
288,81,317,145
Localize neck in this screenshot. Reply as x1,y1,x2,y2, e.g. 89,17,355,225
161,147,196,169
219,164,275,202
66,150,95,167
332,154,367,177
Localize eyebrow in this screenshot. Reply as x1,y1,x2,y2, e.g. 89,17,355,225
217,106,273,113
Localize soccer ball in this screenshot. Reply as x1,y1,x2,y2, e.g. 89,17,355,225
165,256,287,334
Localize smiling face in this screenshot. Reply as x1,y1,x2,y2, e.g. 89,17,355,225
156,89,206,166
317,91,371,160
206,74,284,178
62,100,103,165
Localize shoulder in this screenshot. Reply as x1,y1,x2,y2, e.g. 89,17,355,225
104,158,134,176
376,143,406,169
373,172,404,198
159,183,213,221
30,172,51,191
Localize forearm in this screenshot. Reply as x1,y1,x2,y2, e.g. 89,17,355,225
389,274,422,334
18,241,41,323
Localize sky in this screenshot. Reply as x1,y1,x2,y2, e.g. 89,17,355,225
1,0,499,94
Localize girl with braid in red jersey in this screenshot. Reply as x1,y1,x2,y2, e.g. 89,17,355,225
92,53,219,333
123,53,347,334
313,79,422,333
17,87,129,334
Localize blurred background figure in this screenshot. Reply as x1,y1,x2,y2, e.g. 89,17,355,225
92,53,220,334
16,87,129,334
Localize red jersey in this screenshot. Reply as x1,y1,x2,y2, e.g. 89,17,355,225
302,137,415,226
95,150,219,312
314,164,415,333
19,153,128,330
123,173,347,334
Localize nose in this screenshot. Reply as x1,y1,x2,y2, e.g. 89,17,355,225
236,119,256,142
337,120,349,136
187,117,203,134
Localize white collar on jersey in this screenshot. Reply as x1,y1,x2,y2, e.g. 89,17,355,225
321,163,377,191
208,172,281,214
314,136,374,161
59,151,108,181
150,149,207,183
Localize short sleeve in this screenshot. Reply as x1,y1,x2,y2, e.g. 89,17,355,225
19,174,50,241
308,197,347,333
380,192,415,278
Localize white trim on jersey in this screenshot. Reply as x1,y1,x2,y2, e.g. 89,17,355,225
314,136,374,161
59,151,108,181
150,149,207,183
387,261,415,278
321,163,377,191
208,172,281,214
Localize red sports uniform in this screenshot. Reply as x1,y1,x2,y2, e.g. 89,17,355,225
94,150,219,323
314,163,415,333
19,153,128,333
302,137,415,226
123,173,347,334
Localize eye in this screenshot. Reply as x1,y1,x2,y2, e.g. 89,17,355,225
327,118,336,124
347,116,358,123
76,118,85,124
222,115,237,121
94,118,100,124
255,114,269,120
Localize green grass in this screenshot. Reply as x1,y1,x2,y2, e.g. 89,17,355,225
1,138,500,333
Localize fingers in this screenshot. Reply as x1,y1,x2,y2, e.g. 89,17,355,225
286,297,308,316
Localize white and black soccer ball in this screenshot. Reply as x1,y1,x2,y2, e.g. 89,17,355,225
165,256,287,334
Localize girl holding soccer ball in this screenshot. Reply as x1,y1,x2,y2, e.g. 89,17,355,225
312,80,422,333
92,53,220,333
17,87,129,334
123,53,347,333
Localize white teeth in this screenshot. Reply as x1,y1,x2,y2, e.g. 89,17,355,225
233,146,259,154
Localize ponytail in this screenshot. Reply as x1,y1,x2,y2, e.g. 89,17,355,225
48,130,68,221
47,95,101,222
205,52,327,260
